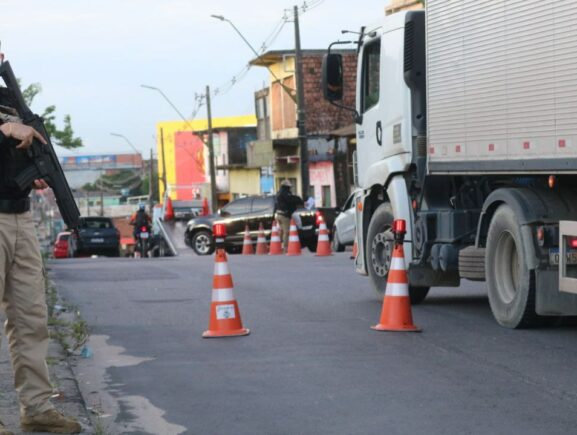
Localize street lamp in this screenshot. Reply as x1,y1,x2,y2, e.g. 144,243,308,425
140,85,189,122
210,14,296,104
110,132,143,171
109,132,146,203
212,11,309,197
141,84,218,212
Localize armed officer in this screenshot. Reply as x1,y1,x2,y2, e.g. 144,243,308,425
0,121,81,434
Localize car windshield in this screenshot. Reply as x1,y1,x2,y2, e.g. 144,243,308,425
82,219,112,229
59,234,70,241
222,198,252,215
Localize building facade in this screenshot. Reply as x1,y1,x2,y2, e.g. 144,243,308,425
385,0,424,15
249,49,357,206
155,115,256,207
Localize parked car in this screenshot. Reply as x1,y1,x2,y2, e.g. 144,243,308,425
332,191,359,252
184,195,338,255
72,217,121,257
52,231,73,259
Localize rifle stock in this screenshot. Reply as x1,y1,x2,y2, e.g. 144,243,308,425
0,61,80,229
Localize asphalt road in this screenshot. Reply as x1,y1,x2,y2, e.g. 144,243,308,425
50,250,577,435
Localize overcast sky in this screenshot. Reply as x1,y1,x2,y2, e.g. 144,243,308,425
1,0,383,157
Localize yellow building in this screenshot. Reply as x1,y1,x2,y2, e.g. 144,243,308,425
385,0,424,15
155,115,257,203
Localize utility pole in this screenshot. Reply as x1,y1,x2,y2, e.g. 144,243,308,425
159,127,168,199
148,148,154,213
100,189,104,217
206,85,218,213
294,5,309,199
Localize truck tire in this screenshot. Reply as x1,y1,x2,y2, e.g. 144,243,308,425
485,204,538,328
459,246,486,281
366,203,430,304
191,230,215,256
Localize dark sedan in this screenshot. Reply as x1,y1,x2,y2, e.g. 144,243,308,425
184,195,336,255
73,217,121,257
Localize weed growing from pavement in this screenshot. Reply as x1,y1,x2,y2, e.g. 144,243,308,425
44,261,90,353
93,415,111,435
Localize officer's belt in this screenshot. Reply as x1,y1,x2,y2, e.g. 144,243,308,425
0,198,30,214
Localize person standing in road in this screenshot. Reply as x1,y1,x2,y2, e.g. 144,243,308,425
0,121,81,434
275,180,300,251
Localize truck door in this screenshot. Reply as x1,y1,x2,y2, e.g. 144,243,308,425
356,27,408,186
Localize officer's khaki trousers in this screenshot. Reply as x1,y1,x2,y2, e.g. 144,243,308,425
275,213,291,251
0,211,53,417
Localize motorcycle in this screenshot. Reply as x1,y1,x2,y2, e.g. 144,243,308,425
134,225,151,258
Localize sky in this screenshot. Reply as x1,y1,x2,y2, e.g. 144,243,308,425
1,0,383,158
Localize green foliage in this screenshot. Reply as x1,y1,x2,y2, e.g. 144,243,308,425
21,81,83,149
82,182,99,192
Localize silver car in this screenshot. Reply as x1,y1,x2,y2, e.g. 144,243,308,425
332,191,358,252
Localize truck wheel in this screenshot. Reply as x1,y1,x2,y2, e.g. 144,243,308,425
191,230,215,256
366,203,430,304
485,204,538,328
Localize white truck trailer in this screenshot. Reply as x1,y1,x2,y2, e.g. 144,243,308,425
322,0,577,328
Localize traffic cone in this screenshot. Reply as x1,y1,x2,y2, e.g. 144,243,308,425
351,238,358,260
269,220,283,255
164,196,175,221
255,222,268,255
286,219,302,256
371,242,420,332
241,225,254,255
203,248,250,338
315,216,332,257
201,197,210,216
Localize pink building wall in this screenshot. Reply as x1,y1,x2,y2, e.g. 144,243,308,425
309,161,336,207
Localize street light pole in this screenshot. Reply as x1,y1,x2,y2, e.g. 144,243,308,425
211,14,297,104
109,132,145,182
205,85,218,213
141,85,218,212
293,5,309,199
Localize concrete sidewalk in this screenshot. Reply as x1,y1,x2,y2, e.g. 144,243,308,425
0,316,93,434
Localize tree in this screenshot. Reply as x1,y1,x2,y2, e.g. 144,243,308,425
21,81,83,149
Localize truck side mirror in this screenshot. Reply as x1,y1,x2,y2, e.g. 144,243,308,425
322,53,344,102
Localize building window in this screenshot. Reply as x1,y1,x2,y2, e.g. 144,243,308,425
309,185,315,200
321,185,331,207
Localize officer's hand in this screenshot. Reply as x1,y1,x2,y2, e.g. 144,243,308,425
0,122,47,149
33,179,49,190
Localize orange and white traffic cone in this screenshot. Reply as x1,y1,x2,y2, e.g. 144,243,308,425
164,196,175,221
201,197,210,216
242,225,254,255
286,219,302,256
269,220,283,255
315,216,332,257
351,238,358,260
371,219,420,332
255,222,268,255
203,248,250,338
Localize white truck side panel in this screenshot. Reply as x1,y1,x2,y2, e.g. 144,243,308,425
427,0,577,171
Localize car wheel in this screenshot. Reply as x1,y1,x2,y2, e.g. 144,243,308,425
332,228,345,252
191,230,215,256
